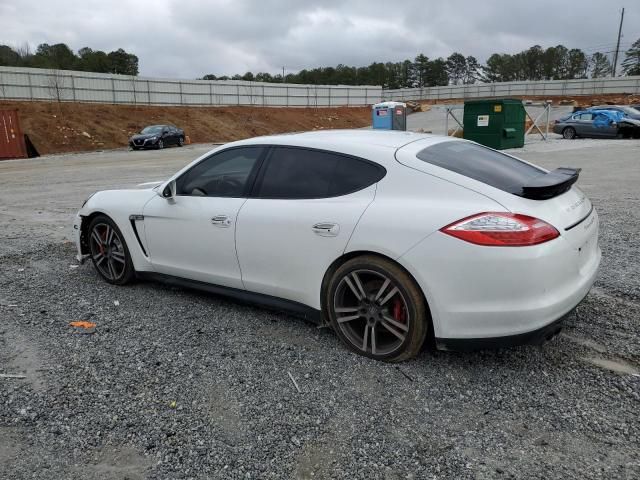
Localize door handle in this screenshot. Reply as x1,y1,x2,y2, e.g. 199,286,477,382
312,222,339,237
211,215,231,227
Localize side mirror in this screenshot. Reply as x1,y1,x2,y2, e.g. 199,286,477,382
161,179,177,199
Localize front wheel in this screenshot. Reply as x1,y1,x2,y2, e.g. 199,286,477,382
326,255,428,362
87,215,135,285
562,127,576,139
157,139,164,149
178,136,184,147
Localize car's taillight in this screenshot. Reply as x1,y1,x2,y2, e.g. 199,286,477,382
440,212,560,246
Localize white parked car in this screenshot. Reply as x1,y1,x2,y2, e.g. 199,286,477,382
73,130,600,361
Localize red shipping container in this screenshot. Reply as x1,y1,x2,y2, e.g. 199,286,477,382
0,110,28,160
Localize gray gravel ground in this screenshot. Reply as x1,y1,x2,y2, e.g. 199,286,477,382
1,138,639,479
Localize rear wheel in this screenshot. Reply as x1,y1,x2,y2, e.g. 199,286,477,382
178,136,184,147
562,127,576,139
88,215,135,285
326,255,428,362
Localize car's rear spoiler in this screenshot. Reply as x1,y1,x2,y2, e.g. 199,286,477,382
521,167,581,200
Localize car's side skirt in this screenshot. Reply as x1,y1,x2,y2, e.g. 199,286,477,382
136,272,323,324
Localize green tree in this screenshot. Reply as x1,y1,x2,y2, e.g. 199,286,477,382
33,43,77,69
77,47,111,73
413,54,430,87
446,52,467,85
0,45,21,66
463,56,482,84
107,48,138,75
566,48,588,79
589,52,611,78
622,38,640,76
425,58,449,86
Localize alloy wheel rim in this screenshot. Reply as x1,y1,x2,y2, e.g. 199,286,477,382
333,269,410,356
89,223,126,281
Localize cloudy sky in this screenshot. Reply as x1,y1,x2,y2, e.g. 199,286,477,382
1,0,638,78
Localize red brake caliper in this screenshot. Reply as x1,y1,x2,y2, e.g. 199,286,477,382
393,297,406,323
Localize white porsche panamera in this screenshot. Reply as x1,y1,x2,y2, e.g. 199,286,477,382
73,130,600,361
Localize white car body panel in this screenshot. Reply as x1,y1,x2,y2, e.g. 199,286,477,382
142,195,246,289
236,185,376,308
74,130,601,347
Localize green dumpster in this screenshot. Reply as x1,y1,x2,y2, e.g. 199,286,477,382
463,99,525,150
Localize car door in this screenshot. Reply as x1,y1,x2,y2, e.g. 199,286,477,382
142,146,265,288
575,113,595,137
235,146,384,309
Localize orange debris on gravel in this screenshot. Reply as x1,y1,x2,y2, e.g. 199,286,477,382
0,101,372,156
69,321,97,329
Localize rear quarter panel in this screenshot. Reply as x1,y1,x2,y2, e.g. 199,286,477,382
345,164,505,260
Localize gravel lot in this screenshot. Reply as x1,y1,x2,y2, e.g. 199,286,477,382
1,138,639,479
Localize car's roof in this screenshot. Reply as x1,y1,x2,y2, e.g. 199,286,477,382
230,129,449,151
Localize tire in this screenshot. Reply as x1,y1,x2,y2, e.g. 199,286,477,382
178,136,184,147
130,146,139,151
87,215,135,285
157,139,164,150
562,127,576,140
326,255,428,362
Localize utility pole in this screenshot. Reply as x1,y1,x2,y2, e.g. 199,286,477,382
612,7,625,77
282,66,285,83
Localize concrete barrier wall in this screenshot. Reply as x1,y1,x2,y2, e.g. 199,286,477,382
0,66,383,107
383,76,640,101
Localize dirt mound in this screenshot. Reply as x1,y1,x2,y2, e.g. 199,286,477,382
0,101,371,155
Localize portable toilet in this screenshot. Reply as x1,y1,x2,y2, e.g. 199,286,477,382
372,102,407,131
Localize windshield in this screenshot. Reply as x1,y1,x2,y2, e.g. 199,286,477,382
141,126,164,134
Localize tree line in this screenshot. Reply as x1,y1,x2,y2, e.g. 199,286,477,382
1,39,640,87
0,43,139,75
203,40,640,88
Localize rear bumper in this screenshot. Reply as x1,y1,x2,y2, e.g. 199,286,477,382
399,211,600,346
434,294,584,351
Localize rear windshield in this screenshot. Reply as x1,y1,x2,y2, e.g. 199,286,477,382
416,141,544,196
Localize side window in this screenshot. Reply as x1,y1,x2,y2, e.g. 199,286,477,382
256,147,385,199
330,156,386,196
176,147,263,197
578,113,593,121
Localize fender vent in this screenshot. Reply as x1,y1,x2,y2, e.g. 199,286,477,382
128,215,148,257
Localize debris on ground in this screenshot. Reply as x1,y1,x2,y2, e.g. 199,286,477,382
69,321,96,329
287,371,302,393
0,373,27,379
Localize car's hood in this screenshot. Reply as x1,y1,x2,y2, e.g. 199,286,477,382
137,180,164,188
619,117,640,126
130,133,158,140
81,188,158,217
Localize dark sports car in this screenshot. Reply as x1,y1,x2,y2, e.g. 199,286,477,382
129,125,185,150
